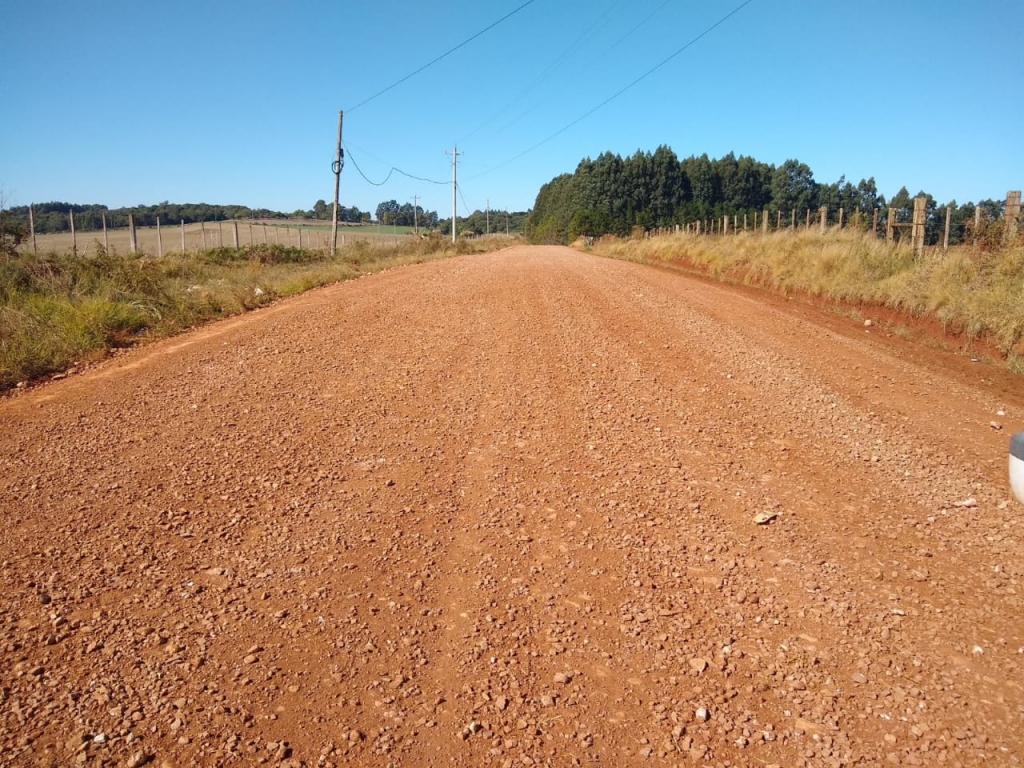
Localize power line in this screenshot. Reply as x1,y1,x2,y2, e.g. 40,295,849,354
466,0,675,146
468,0,756,180
458,0,633,145
347,0,538,113
344,143,448,187
456,183,474,216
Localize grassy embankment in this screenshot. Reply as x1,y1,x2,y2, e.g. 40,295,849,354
590,228,1024,371
0,235,515,390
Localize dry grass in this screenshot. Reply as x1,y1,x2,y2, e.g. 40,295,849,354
1,234,518,390
591,229,1024,367
24,220,419,257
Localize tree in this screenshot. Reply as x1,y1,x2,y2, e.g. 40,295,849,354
375,200,400,224
770,159,817,215
0,193,27,258
312,199,329,219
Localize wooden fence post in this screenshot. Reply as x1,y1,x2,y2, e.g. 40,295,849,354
763,209,769,234
805,208,811,229
233,221,240,248
180,219,185,252
1006,190,1021,242
249,222,253,246
201,221,207,249
70,210,77,256
887,208,895,244
29,205,37,253
791,210,795,230
943,206,951,251
872,208,878,237
819,206,827,234
129,213,137,254
839,207,844,229
912,197,926,255
157,216,163,256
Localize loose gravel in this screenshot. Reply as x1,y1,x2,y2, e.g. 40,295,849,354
1,246,1021,767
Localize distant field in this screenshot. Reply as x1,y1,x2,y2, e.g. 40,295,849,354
20,221,419,256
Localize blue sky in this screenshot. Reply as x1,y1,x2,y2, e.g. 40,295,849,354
2,0,1022,219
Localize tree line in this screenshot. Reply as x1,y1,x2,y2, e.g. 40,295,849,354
524,147,1008,246
373,200,440,229
4,202,296,234
438,209,530,237
3,200,384,234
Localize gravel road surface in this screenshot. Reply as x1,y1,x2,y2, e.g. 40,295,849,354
2,245,1021,767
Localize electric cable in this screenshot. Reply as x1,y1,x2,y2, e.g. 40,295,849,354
347,0,538,113
467,0,756,180
457,0,632,145
474,0,675,143
456,183,474,217
344,143,448,187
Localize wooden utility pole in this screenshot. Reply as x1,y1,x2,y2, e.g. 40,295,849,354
412,195,420,235
69,210,77,256
331,110,344,254
447,145,462,243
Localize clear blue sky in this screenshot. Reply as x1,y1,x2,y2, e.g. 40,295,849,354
2,0,1022,219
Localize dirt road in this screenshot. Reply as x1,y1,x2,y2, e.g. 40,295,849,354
2,246,1021,767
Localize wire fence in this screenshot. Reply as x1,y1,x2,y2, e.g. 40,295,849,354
19,219,418,257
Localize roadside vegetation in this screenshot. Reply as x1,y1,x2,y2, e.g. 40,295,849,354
0,234,517,391
590,228,1024,372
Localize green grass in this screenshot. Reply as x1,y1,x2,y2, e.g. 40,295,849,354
0,234,518,391
591,229,1024,369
